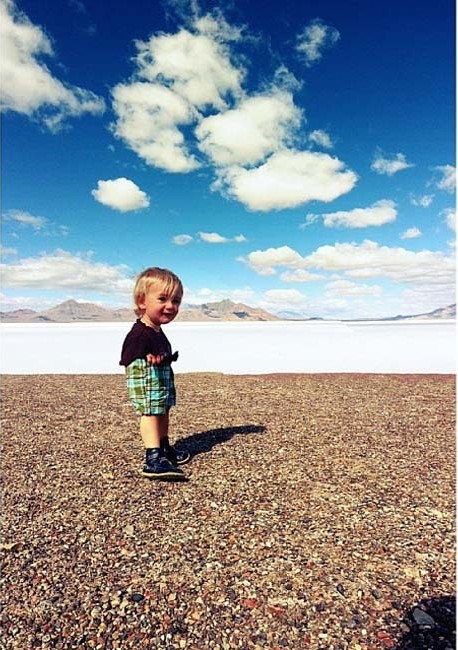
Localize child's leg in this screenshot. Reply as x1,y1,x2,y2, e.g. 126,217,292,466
159,412,170,441
140,414,169,449
140,413,185,479
159,411,191,465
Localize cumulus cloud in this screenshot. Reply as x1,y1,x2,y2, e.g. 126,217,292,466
304,199,397,228
296,19,340,67
241,245,307,276
172,234,194,245
371,152,414,176
196,91,301,166
0,250,134,294
184,285,256,305
0,0,105,130
434,165,456,193
280,269,324,282
198,232,247,243
410,194,434,207
262,288,308,306
108,11,358,213
134,17,244,109
242,240,455,288
111,83,200,173
325,279,382,297
173,231,246,244
400,227,422,240
215,150,357,212
198,231,229,243
308,129,333,149
111,13,244,172
304,240,455,286
91,178,150,212
441,208,456,232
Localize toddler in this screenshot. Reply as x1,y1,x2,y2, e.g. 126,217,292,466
120,267,190,480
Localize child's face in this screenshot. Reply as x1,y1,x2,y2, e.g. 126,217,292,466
138,285,182,328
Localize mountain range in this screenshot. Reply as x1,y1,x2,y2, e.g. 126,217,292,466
0,299,455,323
0,299,280,323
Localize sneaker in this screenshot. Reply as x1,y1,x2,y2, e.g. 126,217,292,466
142,456,186,481
167,446,191,466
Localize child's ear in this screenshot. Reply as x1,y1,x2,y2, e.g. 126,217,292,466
136,294,146,310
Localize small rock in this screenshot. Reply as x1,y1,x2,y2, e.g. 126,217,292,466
131,593,144,603
412,607,436,627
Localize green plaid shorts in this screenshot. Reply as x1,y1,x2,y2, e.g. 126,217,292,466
125,358,176,415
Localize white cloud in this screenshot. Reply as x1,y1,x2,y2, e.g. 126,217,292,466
242,245,307,276
325,279,382,297
108,11,359,215
434,165,456,193
111,83,200,173
308,129,333,149
3,209,69,236
272,65,303,93
243,240,455,288
110,13,245,173
0,292,56,312
410,194,434,207
371,152,414,176
262,288,308,307
0,0,104,130
280,269,324,282
195,90,301,166
0,246,18,256
0,250,134,294
184,285,256,305
215,150,357,211
198,231,246,243
198,231,229,243
305,199,397,228
4,209,47,231
304,240,455,286
173,232,246,245
441,208,456,232
399,286,456,314
134,17,244,110
296,19,340,67
172,234,194,245
91,178,150,212
400,227,422,239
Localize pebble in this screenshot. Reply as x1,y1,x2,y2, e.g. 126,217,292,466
130,593,145,603
412,607,436,627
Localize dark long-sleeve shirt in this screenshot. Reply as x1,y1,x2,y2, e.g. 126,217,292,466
119,319,174,367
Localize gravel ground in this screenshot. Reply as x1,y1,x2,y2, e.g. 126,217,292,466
1,373,455,650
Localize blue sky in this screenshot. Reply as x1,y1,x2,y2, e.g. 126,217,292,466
1,0,455,318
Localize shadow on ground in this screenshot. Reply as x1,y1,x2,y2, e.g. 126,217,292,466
394,596,456,650
176,425,266,458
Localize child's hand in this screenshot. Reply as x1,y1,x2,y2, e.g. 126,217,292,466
146,353,165,365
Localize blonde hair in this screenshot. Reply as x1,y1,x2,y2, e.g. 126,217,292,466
133,267,183,316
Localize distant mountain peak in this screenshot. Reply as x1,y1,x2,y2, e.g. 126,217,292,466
0,300,455,323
